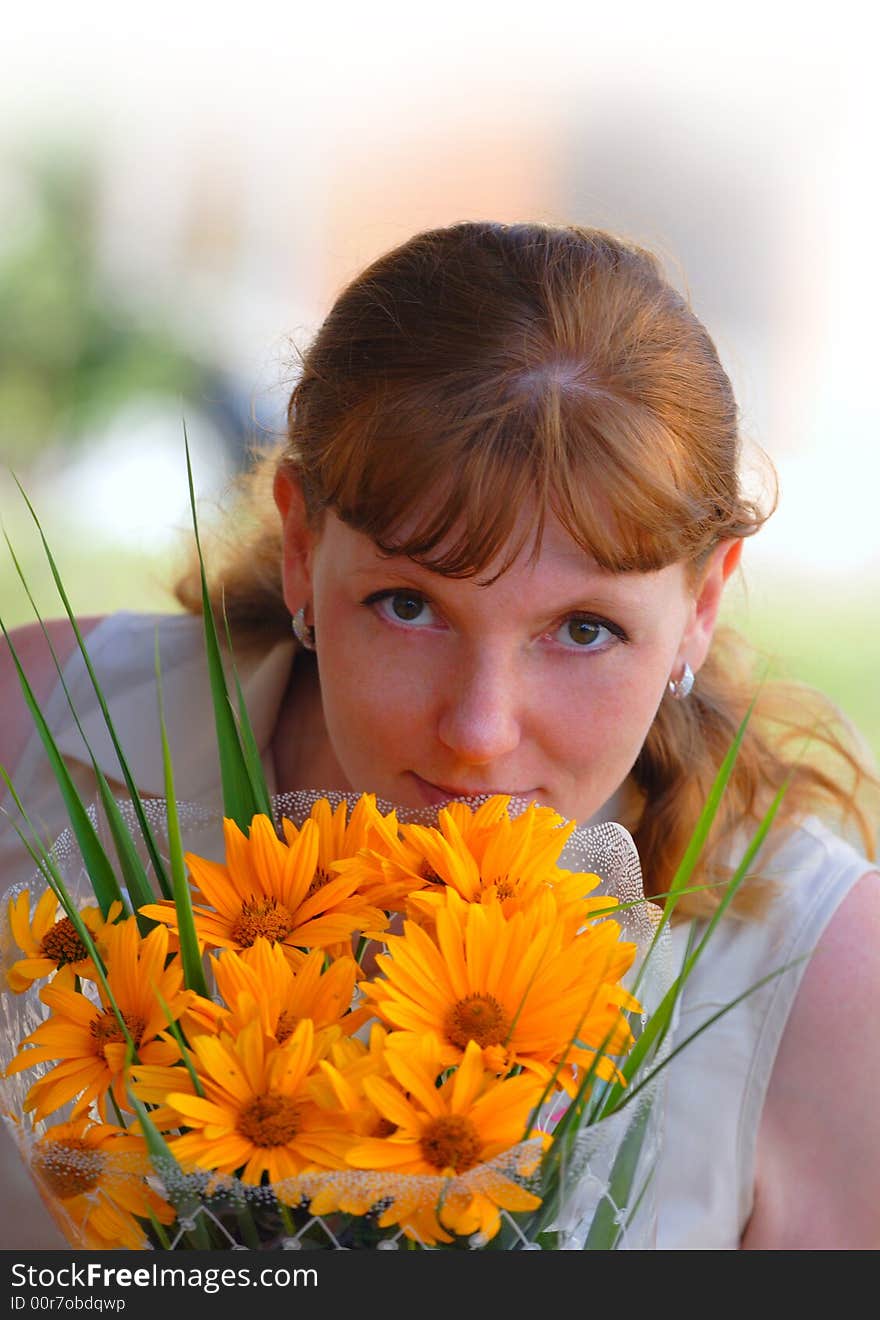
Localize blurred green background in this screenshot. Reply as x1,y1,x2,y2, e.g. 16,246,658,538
721,580,880,764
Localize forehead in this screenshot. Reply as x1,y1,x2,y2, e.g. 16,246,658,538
319,505,690,609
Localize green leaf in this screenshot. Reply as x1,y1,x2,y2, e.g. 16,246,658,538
0,768,109,984
151,981,204,1098
2,535,163,919
581,1097,655,1249
126,1091,212,1248
184,427,264,832
629,693,760,1003
156,635,209,998
608,955,806,1116
92,778,160,931
594,777,791,1123
677,778,790,985
0,617,127,919
5,486,172,900
222,597,273,821
0,773,144,1060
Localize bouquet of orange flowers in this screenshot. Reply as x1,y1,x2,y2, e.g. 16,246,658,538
0,450,779,1252
1,787,669,1250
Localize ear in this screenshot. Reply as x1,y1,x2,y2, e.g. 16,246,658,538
677,539,743,674
273,467,319,618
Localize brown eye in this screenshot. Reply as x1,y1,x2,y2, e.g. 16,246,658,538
567,619,602,646
552,616,623,652
391,593,425,622
364,589,438,628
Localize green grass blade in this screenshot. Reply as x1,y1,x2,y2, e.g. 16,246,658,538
183,428,261,832
3,767,152,941
668,701,754,897
144,1208,172,1250
0,774,144,1060
126,1091,211,1248
609,956,806,1114
0,619,127,918
581,1097,655,1249
151,983,204,1098
3,527,166,913
92,778,161,928
516,967,645,1240
629,694,759,1002
594,777,791,1122
5,492,172,899
678,780,790,988
579,950,801,1248
0,775,109,984
1,777,74,897
156,637,209,998
221,598,273,820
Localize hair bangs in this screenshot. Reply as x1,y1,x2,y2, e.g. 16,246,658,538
323,369,728,580
310,369,731,581
546,391,734,573
302,376,554,580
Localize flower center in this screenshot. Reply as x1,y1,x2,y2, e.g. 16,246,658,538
89,1009,146,1058
419,1114,483,1174
306,867,333,899
275,1010,297,1044
33,1138,104,1198
237,1092,301,1147
490,875,516,901
444,993,511,1050
40,918,89,968
230,897,295,948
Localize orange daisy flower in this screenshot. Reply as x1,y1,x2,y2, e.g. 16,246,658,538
340,795,609,936
407,798,610,928
341,1035,548,1244
310,1023,398,1140
5,917,193,1122
139,813,383,968
131,1016,353,1185
5,889,122,993
361,887,641,1092
209,937,369,1040
30,1117,175,1250
279,794,396,955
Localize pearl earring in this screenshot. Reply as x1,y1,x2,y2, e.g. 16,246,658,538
667,661,694,700
292,606,316,650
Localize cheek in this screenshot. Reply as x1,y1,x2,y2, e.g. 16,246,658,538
540,659,668,775
603,667,669,735
315,623,435,763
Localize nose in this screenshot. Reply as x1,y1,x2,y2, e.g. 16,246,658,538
436,652,522,765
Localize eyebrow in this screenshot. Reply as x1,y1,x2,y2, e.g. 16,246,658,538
347,557,659,616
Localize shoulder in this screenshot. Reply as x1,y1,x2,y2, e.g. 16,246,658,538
0,616,105,776
743,864,880,1248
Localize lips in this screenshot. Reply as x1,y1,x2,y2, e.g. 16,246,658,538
410,774,537,806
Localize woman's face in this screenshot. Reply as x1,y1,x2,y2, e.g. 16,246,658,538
278,484,736,824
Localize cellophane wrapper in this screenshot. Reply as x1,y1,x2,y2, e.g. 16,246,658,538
0,792,674,1250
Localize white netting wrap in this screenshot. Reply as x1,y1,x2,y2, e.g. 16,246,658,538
0,792,672,1250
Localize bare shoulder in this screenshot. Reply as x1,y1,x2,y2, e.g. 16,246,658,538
743,868,880,1249
0,616,104,776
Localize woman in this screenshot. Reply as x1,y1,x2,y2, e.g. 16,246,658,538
2,221,878,1249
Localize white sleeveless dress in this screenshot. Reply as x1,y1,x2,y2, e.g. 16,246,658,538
0,612,873,1249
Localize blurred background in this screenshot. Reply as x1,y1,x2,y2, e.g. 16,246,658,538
0,2,877,1247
